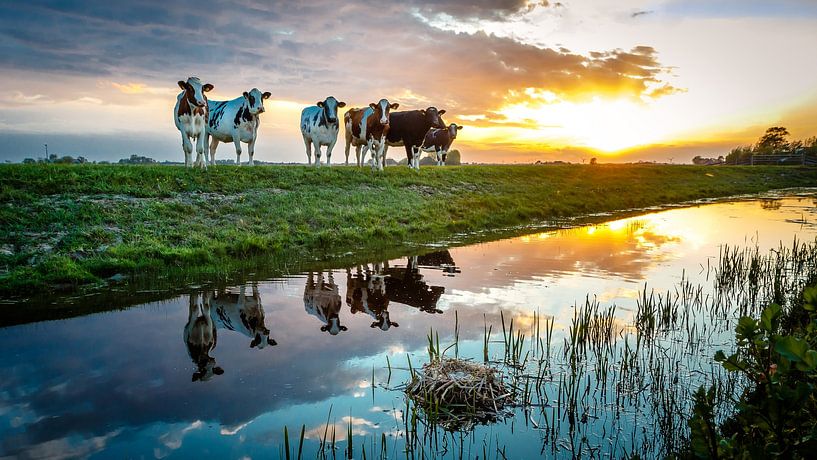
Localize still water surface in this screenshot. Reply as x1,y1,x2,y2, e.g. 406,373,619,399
1,194,816,459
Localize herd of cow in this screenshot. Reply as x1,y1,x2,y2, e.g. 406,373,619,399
184,252,455,381
174,77,463,170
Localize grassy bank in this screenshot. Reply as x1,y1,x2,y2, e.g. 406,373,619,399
1,163,816,298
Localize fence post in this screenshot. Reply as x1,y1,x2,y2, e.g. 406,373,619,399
750,154,754,166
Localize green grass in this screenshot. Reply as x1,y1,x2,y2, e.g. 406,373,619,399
1,163,816,298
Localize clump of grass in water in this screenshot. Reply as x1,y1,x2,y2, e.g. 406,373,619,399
405,357,512,431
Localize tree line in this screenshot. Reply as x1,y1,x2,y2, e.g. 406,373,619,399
724,127,817,165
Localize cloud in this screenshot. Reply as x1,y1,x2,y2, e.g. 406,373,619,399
409,0,553,20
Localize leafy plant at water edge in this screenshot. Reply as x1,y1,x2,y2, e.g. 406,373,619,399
684,290,817,458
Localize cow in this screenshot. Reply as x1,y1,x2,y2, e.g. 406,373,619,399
174,77,214,169
183,292,224,382
382,107,447,169
346,264,398,331
208,284,277,349
207,88,271,166
303,271,347,335
413,123,463,169
384,256,445,314
300,96,347,167
343,99,399,170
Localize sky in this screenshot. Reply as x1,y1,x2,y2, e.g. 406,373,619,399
0,0,816,164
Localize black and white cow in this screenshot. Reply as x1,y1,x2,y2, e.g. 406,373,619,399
304,271,347,335
346,264,398,332
183,292,224,382
300,96,347,167
383,107,447,169
208,284,277,349
207,88,271,166
174,77,214,169
414,123,463,168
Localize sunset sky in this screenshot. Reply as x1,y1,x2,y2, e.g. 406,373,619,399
1,0,816,164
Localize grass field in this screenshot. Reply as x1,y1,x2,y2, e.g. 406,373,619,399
1,163,816,298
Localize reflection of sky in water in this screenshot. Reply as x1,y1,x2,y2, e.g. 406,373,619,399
1,196,815,458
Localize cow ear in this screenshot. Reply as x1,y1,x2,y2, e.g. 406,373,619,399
262,91,271,99
214,367,224,375
338,101,346,108
192,372,201,382
390,103,400,109
268,338,277,346
317,101,324,108
370,322,378,328
438,109,446,115
320,325,329,332
369,103,377,110
457,125,463,130
243,91,249,99
392,322,399,328
420,110,426,116
202,84,214,92
178,81,187,90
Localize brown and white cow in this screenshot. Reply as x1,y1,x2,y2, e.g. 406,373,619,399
208,284,277,349
304,271,347,335
183,292,224,382
346,263,398,331
343,99,399,170
174,77,214,169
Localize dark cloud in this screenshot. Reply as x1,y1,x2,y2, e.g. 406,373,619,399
631,10,653,18
410,0,551,20
0,1,679,130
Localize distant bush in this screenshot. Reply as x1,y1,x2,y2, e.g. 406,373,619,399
119,154,156,164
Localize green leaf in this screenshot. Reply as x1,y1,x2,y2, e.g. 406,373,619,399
736,317,759,342
775,336,809,362
761,303,782,333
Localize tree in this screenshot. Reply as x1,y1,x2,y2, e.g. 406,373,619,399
589,157,597,165
756,126,790,154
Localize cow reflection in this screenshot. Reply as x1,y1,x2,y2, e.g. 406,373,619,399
209,284,277,349
347,263,399,331
417,250,460,275
184,292,224,382
384,256,445,314
304,271,347,335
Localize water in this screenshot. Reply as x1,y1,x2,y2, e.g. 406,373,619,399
1,194,816,459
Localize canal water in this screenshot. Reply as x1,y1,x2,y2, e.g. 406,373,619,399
1,194,816,459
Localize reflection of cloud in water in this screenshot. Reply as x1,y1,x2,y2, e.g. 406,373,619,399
3,428,122,460
303,416,378,440
155,421,202,458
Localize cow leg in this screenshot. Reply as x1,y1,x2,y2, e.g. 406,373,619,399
356,145,363,167
313,141,322,167
248,139,255,166
195,132,207,170
363,140,375,171
376,137,386,171
233,136,242,166
209,137,219,166
326,140,336,166
344,133,352,166
181,134,193,168
303,136,312,165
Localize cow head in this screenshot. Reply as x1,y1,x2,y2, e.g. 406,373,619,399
243,88,272,115
317,96,346,124
422,107,447,129
192,357,224,382
321,318,348,335
250,325,277,349
447,123,463,140
369,99,399,126
178,77,213,108
371,310,399,331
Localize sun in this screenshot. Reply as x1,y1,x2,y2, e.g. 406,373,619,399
491,96,674,154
